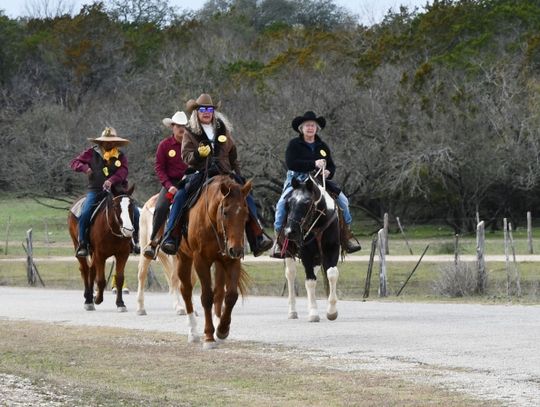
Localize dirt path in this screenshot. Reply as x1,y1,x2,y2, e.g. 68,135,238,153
0,286,539,405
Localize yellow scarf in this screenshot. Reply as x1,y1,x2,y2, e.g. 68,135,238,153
103,148,120,161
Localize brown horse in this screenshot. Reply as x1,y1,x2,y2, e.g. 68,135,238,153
68,186,136,311
176,174,251,349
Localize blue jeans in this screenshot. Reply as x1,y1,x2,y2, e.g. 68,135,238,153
163,187,187,241
78,190,99,243
274,188,352,232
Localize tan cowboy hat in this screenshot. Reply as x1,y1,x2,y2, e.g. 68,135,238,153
162,111,188,128
291,111,326,133
185,93,221,114
88,127,130,146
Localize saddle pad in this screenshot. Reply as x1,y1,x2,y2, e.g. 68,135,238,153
69,196,108,221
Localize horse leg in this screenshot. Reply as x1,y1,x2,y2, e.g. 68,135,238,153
79,258,94,311
215,261,239,340
213,261,225,325
93,257,106,305
178,253,199,343
136,252,151,315
285,257,298,319
194,256,217,349
325,266,339,320
114,255,128,312
160,252,186,315
303,258,320,322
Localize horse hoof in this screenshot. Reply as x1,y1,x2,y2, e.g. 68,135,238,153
203,341,218,350
308,314,320,323
111,288,117,294
117,306,127,313
188,334,200,343
288,312,298,319
136,309,147,316
84,303,95,311
94,297,103,305
176,308,187,316
122,288,130,295
216,329,229,340
327,311,338,321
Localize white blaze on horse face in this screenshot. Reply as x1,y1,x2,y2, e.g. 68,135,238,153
120,197,134,236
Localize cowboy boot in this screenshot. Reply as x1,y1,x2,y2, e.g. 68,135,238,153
344,225,361,253
76,241,89,258
143,238,159,260
246,216,273,257
269,230,285,259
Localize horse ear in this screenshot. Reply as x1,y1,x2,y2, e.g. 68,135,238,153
127,184,135,196
241,179,252,196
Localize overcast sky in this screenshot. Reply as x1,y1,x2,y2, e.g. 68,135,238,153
0,0,433,25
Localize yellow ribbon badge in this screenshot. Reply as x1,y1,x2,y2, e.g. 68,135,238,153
218,135,227,143
115,160,121,167
320,149,327,157
103,167,109,176
168,149,176,157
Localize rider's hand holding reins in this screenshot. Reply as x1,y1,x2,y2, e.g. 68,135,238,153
315,159,326,169
168,186,178,195
103,180,112,191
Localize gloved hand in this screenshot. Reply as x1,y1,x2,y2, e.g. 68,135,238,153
198,145,211,158
315,159,326,169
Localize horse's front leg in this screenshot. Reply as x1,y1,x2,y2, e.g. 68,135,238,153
194,256,216,349
136,253,151,315
177,253,198,343
215,260,240,340
213,262,225,325
285,257,298,319
114,254,128,312
303,258,320,322
323,240,340,321
79,258,94,311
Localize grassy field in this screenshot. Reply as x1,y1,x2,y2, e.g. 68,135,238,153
1,197,539,302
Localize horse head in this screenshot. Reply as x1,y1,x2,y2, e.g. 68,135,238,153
107,184,136,239
284,177,321,244
217,178,252,259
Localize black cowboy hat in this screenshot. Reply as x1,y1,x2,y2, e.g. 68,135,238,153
291,111,326,133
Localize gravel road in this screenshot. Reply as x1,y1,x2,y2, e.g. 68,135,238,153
1,286,539,406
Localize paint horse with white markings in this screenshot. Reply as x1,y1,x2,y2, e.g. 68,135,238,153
282,175,340,322
68,186,136,311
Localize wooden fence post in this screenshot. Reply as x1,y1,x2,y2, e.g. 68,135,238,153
4,215,11,255
26,229,36,286
508,223,522,297
503,218,510,297
475,221,486,294
396,216,413,255
527,211,533,254
454,234,460,266
378,228,387,297
383,213,389,255
363,234,378,299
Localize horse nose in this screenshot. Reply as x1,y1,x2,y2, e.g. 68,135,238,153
228,246,243,259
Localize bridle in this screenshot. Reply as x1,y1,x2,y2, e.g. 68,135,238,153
104,194,133,239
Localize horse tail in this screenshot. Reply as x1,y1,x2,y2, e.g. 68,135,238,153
237,264,251,297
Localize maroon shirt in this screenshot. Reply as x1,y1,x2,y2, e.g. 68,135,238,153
155,135,188,190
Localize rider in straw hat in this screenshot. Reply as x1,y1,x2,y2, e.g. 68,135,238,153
70,126,140,258
270,111,361,258
143,111,190,259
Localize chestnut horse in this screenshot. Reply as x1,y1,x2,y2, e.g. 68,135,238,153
68,186,136,311
136,193,197,316
282,175,340,322
176,174,251,349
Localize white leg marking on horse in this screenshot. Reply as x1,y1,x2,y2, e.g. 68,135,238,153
187,312,200,343
285,257,298,319
305,279,320,322
326,266,339,320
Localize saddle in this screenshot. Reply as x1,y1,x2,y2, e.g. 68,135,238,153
70,194,109,244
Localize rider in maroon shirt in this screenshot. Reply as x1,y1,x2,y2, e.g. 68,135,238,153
143,111,189,259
